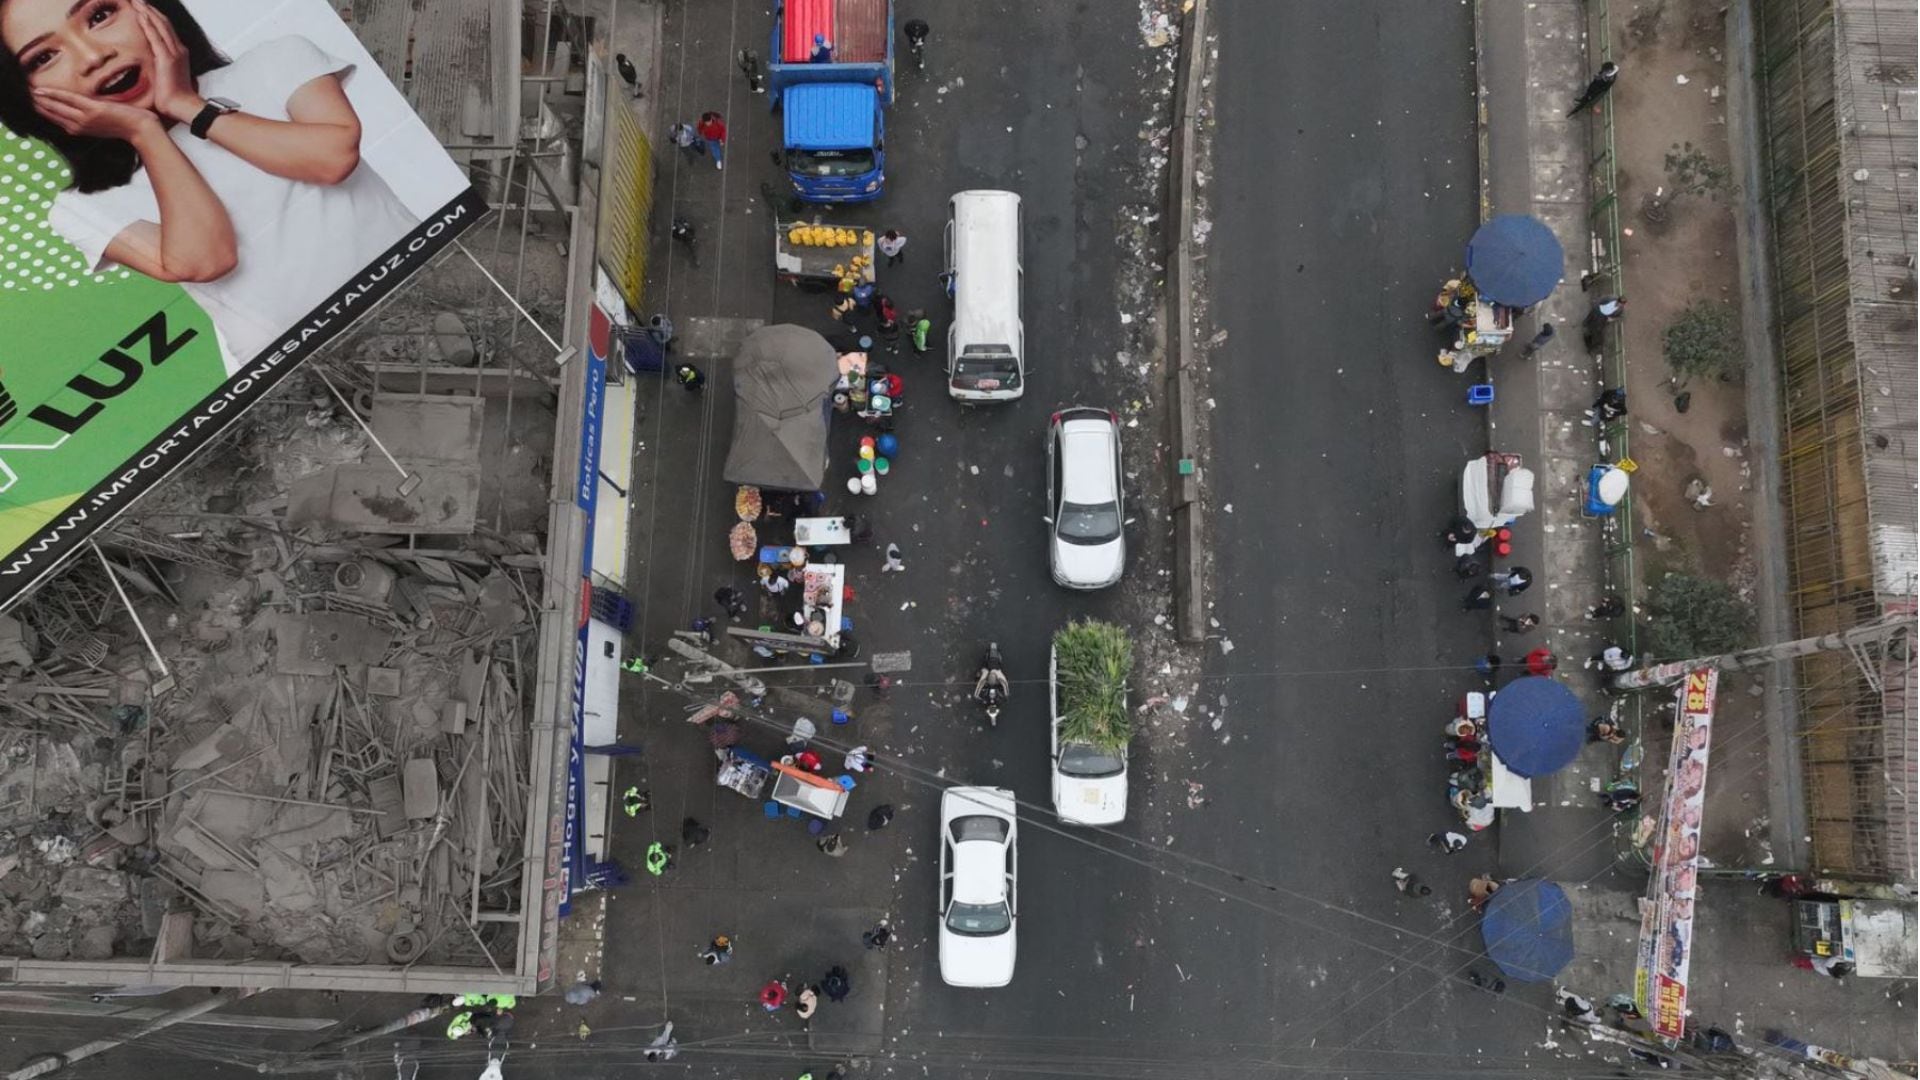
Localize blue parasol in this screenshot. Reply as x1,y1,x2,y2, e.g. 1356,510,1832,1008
1487,676,1585,778
1465,215,1564,306
1481,878,1575,982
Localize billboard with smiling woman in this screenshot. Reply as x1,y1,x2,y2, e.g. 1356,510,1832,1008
0,0,486,607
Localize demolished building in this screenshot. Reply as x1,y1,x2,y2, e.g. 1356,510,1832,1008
0,0,647,995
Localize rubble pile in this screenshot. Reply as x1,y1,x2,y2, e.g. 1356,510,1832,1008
0,440,545,970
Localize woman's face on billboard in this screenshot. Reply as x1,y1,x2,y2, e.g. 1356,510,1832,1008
5,0,159,111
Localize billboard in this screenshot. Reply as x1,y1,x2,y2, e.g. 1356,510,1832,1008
1634,667,1719,1040
0,0,487,608
594,81,653,315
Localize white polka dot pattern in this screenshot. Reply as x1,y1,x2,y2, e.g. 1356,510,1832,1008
0,133,134,291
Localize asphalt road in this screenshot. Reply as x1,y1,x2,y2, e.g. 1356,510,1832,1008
0,5,1555,1080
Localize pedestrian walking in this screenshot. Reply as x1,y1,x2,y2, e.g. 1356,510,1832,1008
668,120,705,162
674,362,706,392
1428,830,1468,854
1582,296,1626,351
1520,322,1555,358
715,585,749,619
1453,554,1484,579
1491,566,1533,596
1524,646,1557,676
1468,874,1502,911
1567,60,1620,115
647,312,675,348
1557,988,1603,1025
844,745,873,773
817,833,849,857
862,921,892,949
830,294,857,322
1463,584,1495,610
1586,593,1627,620
877,229,907,266
682,817,711,848
795,985,819,1020
1391,867,1432,897
866,803,895,831
645,841,674,876
737,48,765,93
882,542,906,572
697,112,728,168
1499,613,1541,634
821,964,852,1002
1473,653,1502,682
623,786,649,817
643,1022,679,1060
563,980,603,1005
697,934,734,965
758,979,787,1011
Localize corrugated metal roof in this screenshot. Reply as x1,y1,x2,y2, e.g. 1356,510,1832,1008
1833,0,1918,603
782,0,834,63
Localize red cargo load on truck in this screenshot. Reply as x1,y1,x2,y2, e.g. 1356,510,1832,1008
782,0,834,62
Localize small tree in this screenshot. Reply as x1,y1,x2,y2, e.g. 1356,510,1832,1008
1664,141,1731,198
1642,572,1755,660
1053,619,1133,750
1663,300,1741,385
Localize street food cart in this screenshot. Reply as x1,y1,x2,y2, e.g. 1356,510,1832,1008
1459,452,1536,547
1793,897,1918,978
716,747,772,799
775,220,877,289
1437,296,1515,372
770,760,850,819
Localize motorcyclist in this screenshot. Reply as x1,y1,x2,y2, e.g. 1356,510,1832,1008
973,651,1009,708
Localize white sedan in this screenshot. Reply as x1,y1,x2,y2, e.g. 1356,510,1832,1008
1049,644,1128,825
937,786,1018,988
1046,408,1126,589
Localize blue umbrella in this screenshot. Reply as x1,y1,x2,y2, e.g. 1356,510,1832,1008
1481,878,1574,982
1487,675,1585,778
1465,214,1564,306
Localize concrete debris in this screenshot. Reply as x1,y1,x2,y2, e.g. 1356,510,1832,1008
0,412,547,970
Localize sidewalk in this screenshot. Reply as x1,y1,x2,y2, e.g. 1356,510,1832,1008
1476,0,1914,1065
591,0,909,1062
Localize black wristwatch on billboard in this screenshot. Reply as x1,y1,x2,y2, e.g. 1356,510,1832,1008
189,97,241,140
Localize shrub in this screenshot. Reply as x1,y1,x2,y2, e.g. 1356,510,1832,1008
1053,619,1133,750
1663,300,1741,384
1642,572,1755,660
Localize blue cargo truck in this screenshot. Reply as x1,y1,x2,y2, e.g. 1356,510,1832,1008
768,0,894,203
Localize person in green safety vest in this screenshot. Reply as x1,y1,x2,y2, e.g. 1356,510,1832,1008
908,311,931,354
621,655,649,674
645,841,673,876
446,1011,475,1039
623,786,649,817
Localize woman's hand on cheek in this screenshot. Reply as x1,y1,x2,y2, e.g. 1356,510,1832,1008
33,87,162,142
136,0,203,125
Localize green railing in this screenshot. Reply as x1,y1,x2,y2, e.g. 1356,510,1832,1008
1580,0,1650,861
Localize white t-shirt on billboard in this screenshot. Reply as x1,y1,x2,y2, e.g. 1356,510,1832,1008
48,36,419,372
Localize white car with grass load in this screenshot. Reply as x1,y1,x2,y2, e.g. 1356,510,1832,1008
1048,620,1131,825
937,786,1019,988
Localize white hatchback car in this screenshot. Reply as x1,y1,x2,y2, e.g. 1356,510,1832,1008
1048,644,1129,825
937,786,1019,988
1046,408,1126,589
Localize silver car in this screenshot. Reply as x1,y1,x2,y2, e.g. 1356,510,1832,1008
1046,408,1125,589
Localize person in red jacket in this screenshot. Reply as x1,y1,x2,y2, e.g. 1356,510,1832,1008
1524,647,1558,676
697,112,727,168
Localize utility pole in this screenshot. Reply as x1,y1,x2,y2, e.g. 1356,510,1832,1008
6,989,252,1080
1609,614,1914,692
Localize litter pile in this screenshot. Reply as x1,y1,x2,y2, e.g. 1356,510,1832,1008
0,385,548,972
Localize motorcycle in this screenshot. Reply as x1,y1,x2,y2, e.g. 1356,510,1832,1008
973,642,1009,727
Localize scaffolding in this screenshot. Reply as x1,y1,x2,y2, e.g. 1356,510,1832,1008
1753,0,1918,883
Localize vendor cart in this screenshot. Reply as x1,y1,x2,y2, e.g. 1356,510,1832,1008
770,760,850,819
1793,897,1917,978
1460,452,1536,538
1437,298,1515,372
715,747,772,799
775,221,877,289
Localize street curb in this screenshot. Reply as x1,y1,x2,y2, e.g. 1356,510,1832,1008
1164,0,1209,646
1472,0,1492,226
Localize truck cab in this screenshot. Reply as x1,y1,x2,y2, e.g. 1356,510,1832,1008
779,83,886,203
